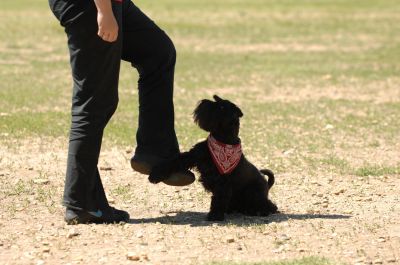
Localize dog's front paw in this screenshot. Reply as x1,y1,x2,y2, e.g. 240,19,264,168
148,173,164,184
207,212,225,221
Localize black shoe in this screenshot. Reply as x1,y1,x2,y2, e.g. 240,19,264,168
130,155,195,186
65,207,130,225
130,158,152,175
159,170,195,186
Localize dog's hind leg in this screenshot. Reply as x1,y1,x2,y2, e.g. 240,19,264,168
252,189,278,216
252,196,278,216
266,199,278,214
240,184,277,216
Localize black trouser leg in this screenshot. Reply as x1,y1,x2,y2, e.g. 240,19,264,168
121,1,179,160
49,0,123,211
49,0,181,211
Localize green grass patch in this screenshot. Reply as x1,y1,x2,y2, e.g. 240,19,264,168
208,256,336,265
0,111,69,138
354,164,400,176
1,0,399,177
2,179,32,196
112,184,134,201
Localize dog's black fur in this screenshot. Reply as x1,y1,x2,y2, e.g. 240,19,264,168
149,95,278,221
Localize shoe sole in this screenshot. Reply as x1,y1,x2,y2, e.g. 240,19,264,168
65,211,129,225
65,217,128,225
130,160,151,175
162,172,195,186
131,159,195,186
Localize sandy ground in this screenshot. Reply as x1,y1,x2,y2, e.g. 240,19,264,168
0,138,399,265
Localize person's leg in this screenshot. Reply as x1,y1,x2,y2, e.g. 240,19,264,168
120,1,194,185
121,1,178,160
49,0,129,223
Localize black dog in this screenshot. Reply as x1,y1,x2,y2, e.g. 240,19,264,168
149,95,278,221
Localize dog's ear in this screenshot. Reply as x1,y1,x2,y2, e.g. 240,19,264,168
237,107,243,118
193,99,216,132
213,95,223,102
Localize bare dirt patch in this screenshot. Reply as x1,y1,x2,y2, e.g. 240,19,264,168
0,138,399,265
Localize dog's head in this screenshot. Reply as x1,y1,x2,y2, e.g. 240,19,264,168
193,95,243,137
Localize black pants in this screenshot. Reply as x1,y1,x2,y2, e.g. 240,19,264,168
49,0,179,211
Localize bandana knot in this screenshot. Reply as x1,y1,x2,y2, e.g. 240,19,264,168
207,135,242,175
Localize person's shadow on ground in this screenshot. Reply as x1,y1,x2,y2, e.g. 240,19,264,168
128,211,351,227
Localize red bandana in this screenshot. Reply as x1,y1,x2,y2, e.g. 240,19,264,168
207,135,242,175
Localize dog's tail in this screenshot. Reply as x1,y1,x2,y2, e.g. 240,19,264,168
260,169,275,188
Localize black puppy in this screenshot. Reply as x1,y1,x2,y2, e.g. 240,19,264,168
149,95,278,221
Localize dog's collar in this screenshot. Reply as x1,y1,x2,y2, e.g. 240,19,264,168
207,135,242,175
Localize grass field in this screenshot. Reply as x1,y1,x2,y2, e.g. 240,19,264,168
0,0,399,264
1,0,399,176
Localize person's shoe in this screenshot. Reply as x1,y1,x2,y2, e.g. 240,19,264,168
160,170,195,186
130,155,195,186
65,207,130,225
130,159,152,175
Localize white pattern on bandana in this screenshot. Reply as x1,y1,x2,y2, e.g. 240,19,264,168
207,135,242,174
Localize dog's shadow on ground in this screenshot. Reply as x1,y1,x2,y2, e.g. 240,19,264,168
128,211,351,227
